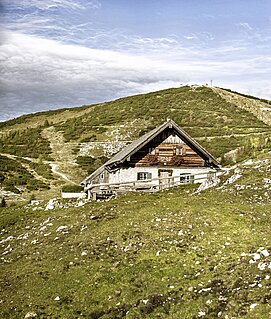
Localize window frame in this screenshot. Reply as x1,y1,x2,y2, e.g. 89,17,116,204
137,172,152,181
180,173,194,184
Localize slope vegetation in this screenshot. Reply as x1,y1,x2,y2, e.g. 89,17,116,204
1,156,271,318
213,87,271,125
1,85,271,199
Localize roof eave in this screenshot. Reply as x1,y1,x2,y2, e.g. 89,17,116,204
170,120,220,167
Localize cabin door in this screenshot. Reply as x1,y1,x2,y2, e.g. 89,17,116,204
158,169,173,190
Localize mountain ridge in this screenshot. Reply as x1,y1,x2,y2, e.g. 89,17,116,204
1,85,271,201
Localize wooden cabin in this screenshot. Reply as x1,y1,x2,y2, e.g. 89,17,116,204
81,119,221,198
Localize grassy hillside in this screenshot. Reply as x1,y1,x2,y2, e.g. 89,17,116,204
1,156,271,318
1,85,271,200
0,155,51,194
1,86,271,318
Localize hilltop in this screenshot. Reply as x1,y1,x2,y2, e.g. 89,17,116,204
1,85,271,201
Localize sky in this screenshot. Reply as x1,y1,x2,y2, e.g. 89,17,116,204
1,0,271,122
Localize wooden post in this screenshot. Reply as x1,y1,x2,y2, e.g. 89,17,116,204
92,192,97,201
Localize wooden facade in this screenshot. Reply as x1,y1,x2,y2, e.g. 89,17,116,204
129,136,205,167
130,129,205,168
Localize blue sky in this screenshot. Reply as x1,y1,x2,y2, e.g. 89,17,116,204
1,0,271,121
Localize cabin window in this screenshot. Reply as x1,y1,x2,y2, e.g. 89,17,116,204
137,172,152,181
180,173,194,184
176,146,183,156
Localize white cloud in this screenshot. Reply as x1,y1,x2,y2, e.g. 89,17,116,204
0,30,271,122
0,31,189,121
2,0,101,11
184,35,198,40
238,22,253,31
1,0,102,50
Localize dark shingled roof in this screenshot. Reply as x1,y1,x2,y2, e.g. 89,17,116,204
82,119,220,185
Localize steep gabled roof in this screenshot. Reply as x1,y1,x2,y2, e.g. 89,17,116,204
105,120,172,166
82,119,220,185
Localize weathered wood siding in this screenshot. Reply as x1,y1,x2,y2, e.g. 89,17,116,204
130,129,205,167
91,169,109,185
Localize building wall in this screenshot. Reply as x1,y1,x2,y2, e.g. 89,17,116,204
108,166,159,185
62,192,87,199
108,166,215,186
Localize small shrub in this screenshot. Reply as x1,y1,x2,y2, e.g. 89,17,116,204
0,197,6,207
29,193,36,203
62,184,83,193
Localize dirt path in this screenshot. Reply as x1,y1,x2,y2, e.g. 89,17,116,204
0,153,38,163
41,127,76,162
41,126,84,184
0,152,77,185
49,163,77,185
2,125,83,185
196,131,269,141
0,152,49,184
